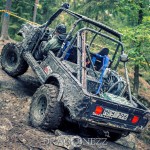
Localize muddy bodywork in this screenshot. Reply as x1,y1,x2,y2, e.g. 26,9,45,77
38,52,148,134
6,3,149,134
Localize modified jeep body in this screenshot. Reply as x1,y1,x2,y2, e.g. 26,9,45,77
1,3,149,141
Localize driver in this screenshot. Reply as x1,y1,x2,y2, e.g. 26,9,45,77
34,23,67,60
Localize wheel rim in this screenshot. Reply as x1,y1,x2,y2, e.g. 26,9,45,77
35,95,47,121
6,50,18,67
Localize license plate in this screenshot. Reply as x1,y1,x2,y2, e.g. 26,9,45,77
102,108,129,120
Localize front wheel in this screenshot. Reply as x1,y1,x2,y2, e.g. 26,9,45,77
1,43,28,77
29,84,64,130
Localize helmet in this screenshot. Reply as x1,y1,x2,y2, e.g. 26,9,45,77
56,24,66,34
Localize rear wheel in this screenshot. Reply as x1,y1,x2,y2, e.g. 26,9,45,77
29,84,64,130
1,43,28,77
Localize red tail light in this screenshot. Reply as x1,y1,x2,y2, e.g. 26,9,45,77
131,116,139,124
95,106,103,115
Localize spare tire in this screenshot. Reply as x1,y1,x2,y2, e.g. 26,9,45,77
1,43,28,77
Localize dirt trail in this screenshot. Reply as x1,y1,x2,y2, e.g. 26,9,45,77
0,67,132,150
0,41,149,150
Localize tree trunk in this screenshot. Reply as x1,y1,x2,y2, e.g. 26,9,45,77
138,2,143,24
73,0,76,10
0,0,12,40
133,2,143,98
33,0,39,22
133,65,139,98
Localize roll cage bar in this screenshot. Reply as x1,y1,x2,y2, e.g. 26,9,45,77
31,3,133,102
45,4,122,38
32,3,124,70
42,3,134,104
60,28,123,93
42,3,124,69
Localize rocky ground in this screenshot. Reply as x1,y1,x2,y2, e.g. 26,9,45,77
0,40,149,150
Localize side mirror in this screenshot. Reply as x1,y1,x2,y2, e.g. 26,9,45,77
120,53,128,62
61,3,70,9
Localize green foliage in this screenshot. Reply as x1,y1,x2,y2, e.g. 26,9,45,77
116,0,150,69
0,0,149,71
120,24,150,66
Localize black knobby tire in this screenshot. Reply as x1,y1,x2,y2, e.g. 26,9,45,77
29,84,64,130
1,43,28,77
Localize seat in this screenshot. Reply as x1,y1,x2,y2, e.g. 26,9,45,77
91,48,109,71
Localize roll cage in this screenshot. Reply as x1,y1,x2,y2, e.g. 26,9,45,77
43,3,124,69
32,3,127,95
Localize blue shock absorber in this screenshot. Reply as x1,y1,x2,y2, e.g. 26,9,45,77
96,55,109,95
91,56,97,65
61,41,71,60
63,41,74,60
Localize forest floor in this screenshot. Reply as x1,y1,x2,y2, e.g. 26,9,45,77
0,40,149,150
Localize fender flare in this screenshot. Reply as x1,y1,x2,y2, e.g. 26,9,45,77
44,73,64,102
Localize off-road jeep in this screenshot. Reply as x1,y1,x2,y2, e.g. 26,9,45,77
1,3,149,141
